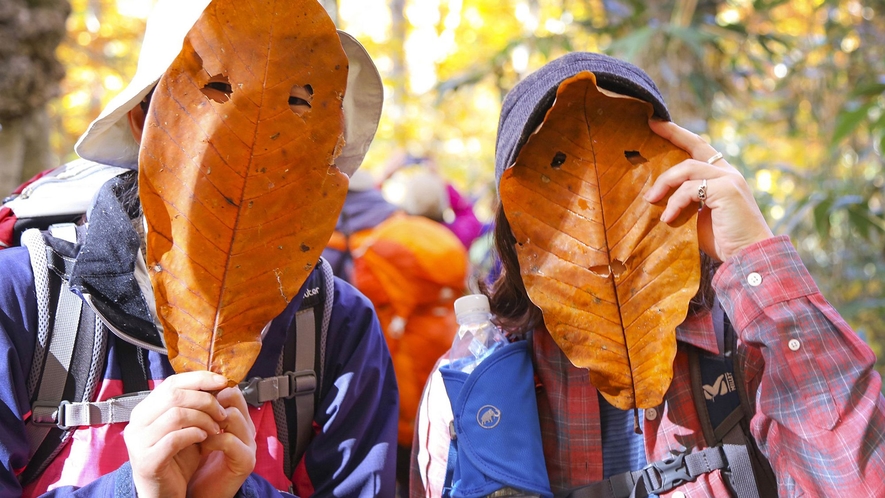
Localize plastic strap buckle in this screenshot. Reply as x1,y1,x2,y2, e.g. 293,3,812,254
239,377,272,407
239,371,317,407
641,451,692,494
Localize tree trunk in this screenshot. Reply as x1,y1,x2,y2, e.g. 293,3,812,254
0,108,57,195
0,0,70,193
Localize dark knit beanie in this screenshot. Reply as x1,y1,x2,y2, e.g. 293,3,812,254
494,52,670,186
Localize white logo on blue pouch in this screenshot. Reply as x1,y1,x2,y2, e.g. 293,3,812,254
477,405,501,429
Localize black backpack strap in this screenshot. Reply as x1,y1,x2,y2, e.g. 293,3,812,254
687,299,777,498
719,307,778,498
116,339,151,394
20,226,108,485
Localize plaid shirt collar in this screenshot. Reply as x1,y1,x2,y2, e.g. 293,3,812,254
675,309,719,355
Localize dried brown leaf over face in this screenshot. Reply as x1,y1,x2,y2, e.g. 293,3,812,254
139,0,349,383
499,72,700,409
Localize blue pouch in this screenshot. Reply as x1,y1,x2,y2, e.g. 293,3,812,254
440,341,552,498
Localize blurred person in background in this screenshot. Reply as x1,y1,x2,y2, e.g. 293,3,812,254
325,167,469,496
380,150,483,250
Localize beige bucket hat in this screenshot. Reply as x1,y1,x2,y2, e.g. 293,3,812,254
74,0,383,177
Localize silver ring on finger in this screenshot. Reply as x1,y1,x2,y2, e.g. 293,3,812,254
705,151,724,164
698,178,708,210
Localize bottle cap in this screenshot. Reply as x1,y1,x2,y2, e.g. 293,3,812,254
454,294,491,317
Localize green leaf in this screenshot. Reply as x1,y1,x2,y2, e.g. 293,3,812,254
773,193,822,235
666,26,716,58
753,0,791,10
813,197,833,240
848,207,872,238
847,205,885,236
850,82,885,99
607,26,656,62
832,103,873,144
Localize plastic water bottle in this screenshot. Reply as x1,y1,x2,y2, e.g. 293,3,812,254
449,294,509,375
447,295,542,498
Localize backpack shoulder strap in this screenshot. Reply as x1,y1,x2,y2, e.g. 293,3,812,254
687,299,777,498
560,301,777,498
265,257,333,479
19,226,108,485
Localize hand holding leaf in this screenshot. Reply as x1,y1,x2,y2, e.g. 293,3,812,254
500,72,700,409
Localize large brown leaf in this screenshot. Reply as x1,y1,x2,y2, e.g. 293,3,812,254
138,0,349,383
499,72,700,409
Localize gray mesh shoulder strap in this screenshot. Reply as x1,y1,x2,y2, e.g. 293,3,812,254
267,258,333,482
19,227,108,485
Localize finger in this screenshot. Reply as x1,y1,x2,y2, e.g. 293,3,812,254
216,387,250,420
131,390,227,427
649,120,717,159
199,432,250,454
215,388,255,444
660,180,706,224
216,386,246,408
199,432,256,474
157,371,230,393
131,376,229,424
137,407,223,448
146,427,209,466
644,160,725,203
216,406,255,445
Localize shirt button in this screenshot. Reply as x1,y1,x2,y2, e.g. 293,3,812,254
672,492,686,498
645,407,658,421
788,339,801,351
747,272,763,286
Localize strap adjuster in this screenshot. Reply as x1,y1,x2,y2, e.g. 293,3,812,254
31,400,71,429
286,370,317,398
641,451,692,494
239,370,317,407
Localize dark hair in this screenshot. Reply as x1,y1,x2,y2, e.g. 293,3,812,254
114,170,148,258
115,170,141,219
483,203,718,336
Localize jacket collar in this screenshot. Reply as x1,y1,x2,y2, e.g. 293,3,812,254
675,307,719,355
67,175,166,351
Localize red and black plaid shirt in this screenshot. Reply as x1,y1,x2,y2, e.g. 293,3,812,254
413,236,885,497
535,236,885,497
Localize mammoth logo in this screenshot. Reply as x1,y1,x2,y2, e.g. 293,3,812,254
477,405,501,429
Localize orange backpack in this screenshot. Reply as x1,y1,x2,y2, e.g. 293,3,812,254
349,213,468,445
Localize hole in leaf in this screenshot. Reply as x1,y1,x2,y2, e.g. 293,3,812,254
201,74,232,103
550,151,567,169
589,259,627,278
589,265,610,277
289,84,313,116
610,259,626,277
624,150,647,165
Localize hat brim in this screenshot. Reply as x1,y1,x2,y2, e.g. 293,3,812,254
75,0,382,177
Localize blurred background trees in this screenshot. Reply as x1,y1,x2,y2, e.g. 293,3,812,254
2,0,883,378
0,0,69,194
